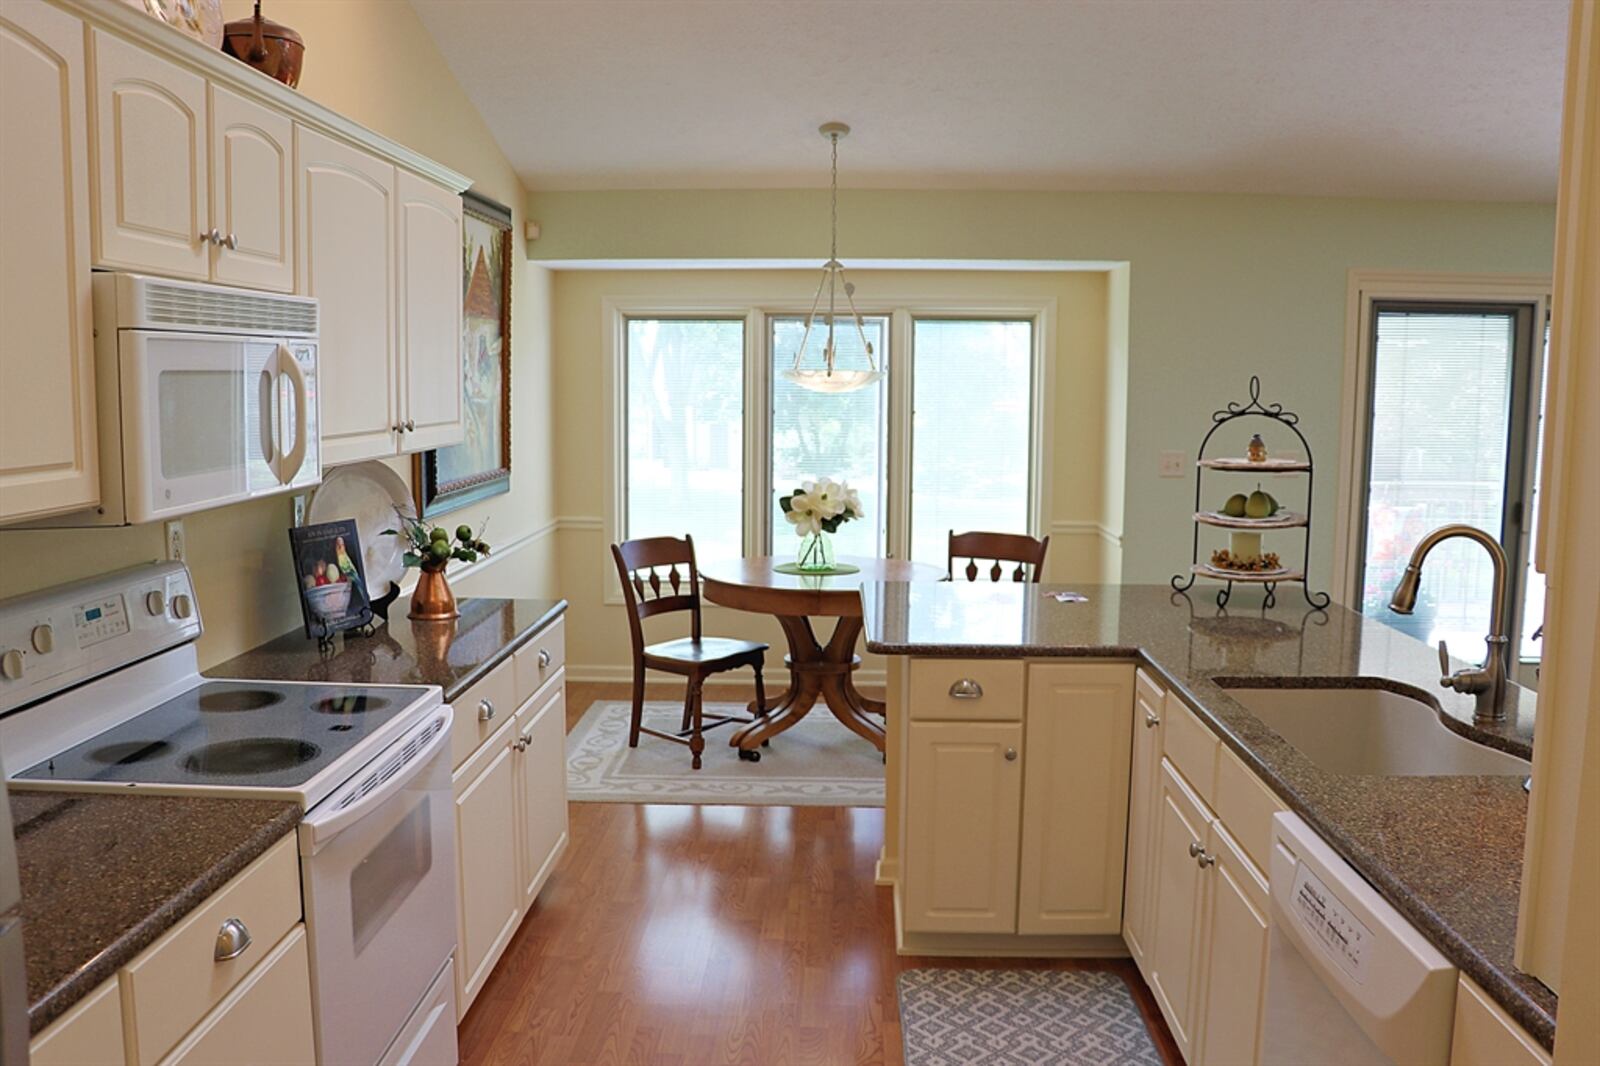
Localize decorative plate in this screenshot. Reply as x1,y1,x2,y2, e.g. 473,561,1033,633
307,463,415,598
121,0,224,47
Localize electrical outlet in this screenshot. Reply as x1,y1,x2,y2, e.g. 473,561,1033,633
1158,450,1187,478
164,520,185,562
292,493,308,527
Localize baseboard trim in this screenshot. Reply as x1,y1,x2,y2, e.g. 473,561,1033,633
568,663,889,688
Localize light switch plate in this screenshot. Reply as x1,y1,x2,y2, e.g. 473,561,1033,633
1159,450,1186,478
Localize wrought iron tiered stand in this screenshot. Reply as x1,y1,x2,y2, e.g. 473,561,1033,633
1171,377,1331,610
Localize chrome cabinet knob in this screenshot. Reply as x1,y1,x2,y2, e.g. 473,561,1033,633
202,227,221,246
1196,850,1216,869
1144,708,1160,728
1004,747,1018,762
948,678,984,700
514,734,531,752
223,232,238,250
478,698,495,722
1188,840,1204,859
537,648,552,669
404,419,416,432
214,917,252,961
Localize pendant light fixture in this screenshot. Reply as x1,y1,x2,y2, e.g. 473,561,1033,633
782,122,881,394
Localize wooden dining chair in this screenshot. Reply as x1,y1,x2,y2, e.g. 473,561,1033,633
611,535,770,769
947,530,1051,583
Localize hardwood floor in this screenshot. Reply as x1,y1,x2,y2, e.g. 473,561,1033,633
459,683,1182,1066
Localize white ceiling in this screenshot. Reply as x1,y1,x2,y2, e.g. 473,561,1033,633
410,0,1569,202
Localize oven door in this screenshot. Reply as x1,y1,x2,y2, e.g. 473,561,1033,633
299,706,458,1066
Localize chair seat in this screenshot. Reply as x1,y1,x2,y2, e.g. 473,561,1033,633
644,636,768,670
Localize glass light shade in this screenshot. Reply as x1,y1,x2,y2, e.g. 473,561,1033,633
780,367,883,393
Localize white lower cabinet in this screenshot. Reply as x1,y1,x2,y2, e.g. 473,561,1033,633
1450,974,1552,1066
28,979,124,1066
1122,668,1166,967
1192,822,1270,1066
450,619,570,1020
1146,758,1212,1059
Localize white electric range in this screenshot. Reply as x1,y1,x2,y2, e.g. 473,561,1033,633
0,563,460,1066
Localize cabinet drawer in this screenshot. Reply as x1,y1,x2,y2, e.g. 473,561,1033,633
908,659,1025,721
1163,694,1219,805
29,978,124,1066
451,656,519,770
158,926,315,1066
513,616,566,700
1213,745,1285,877
124,834,301,1066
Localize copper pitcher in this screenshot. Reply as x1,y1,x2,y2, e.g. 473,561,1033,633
408,567,460,622
221,1,304,87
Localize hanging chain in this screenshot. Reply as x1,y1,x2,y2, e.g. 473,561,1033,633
830,131,839,263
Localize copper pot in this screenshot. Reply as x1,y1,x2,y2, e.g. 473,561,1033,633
221,1,304,88
409,567,459,622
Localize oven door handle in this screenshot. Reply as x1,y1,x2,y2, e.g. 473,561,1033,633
300,707,452,852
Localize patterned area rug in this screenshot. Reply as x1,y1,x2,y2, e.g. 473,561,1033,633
565,699,885,806
897,969,1163,1066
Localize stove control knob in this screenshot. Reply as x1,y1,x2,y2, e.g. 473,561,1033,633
172,594,194,620
31,625,54,655
146,590,166,616
0,649,23,681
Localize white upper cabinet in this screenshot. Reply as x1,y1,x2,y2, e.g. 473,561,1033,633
0,0,99,525
396,168,464,452
90,29,209,279
297,125,399,466
209,84,293,292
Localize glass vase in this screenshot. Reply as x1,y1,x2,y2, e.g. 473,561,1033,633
796,531,836,572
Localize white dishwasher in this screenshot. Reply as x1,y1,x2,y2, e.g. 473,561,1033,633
1260,812,1459,1065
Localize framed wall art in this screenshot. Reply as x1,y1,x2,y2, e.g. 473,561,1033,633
416,190,513,518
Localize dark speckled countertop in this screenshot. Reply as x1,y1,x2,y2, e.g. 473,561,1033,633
208,596,566,702
861,581,1555,1050
9,788,300,1034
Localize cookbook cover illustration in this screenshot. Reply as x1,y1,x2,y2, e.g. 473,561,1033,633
289,519,372,637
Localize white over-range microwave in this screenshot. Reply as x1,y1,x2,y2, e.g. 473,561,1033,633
35,273,321,527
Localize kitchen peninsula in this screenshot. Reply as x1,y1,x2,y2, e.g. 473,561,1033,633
860,580,1552,1060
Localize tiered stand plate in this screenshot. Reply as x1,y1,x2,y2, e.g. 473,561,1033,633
1172,377,1331,610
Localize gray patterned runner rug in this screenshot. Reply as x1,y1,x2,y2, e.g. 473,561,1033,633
897,969,1163,1065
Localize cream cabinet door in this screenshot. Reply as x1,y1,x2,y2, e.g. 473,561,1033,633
903,720,1023,933
209,85,292,292
1147,758,1212,1060
29,977,124,1066
0,0,98,524
1193,822,1269,1066
159,926,316,1066
453,721,522,1019
1017,663,1134,935
514,680,570,910
395,169,464,452
90,29,208,279
1123,668,1165,969
297,125,397,465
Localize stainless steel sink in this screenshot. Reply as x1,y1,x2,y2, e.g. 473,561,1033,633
1221,686,1531,777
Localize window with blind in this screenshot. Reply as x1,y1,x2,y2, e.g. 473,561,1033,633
624,318,744,562
769,315,890,556
909,319,1035,566
1358,304,1537,656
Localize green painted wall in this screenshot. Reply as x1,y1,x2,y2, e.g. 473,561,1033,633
528,188,1556,591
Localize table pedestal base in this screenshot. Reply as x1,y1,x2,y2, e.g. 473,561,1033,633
729,615,885,754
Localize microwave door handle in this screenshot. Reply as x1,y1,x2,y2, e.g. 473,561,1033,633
258,362,280,469
277,345,309,484
299,708,452,851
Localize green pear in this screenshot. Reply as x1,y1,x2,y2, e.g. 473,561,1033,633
1222,493,1248,518
1264,492,1281,515
1245,490,1272,519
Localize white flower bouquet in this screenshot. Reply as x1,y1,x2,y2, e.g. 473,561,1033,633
779,477,863,571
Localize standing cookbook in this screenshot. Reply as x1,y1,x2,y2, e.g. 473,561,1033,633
289,520,373,638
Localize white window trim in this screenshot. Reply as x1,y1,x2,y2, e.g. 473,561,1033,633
1333,270,1552,609
603,293,1055,602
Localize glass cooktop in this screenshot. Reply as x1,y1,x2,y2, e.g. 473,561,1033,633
16,681,429,790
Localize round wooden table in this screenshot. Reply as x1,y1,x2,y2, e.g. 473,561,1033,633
701,555,943,754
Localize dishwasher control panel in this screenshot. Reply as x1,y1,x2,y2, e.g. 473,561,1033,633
1292,859,1372,983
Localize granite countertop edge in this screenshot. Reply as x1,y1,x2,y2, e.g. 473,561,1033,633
862,593,1555,1050
437,598,567,703
25,803,302,1034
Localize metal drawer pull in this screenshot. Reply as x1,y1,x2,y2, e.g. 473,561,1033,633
1196,850,1216,869
948,678,984,699
514,733,532,752
214,918,252,962
537,648,552,669
478,698,495,722
1188,840,1204,858
223,232,238,250
1144,709,1161,728
1004,747,1018,762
